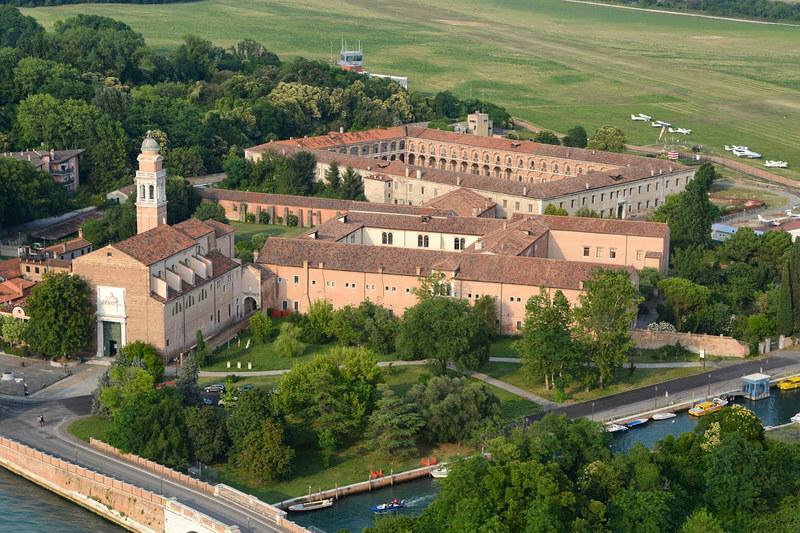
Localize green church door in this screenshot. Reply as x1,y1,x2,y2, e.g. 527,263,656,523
102,321,122,357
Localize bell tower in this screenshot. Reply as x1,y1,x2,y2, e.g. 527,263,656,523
135,131,167,234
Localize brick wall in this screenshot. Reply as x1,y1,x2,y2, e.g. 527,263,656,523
632,329,749,358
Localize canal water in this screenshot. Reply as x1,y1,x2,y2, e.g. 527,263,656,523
289,477,440,532
0,467,122,532
612,388,800,452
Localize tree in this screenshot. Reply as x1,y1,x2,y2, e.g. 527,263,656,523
704,433,765,523
0,157,68,230
274,322,305,358
609,489,671,533
318,428,336,468
1,317,27,346
514,290,576,390
168,146,206,177
575,269,642,388
543,204,568,216
249,312,273,343
98,365,155,416
367,384,425,460
303,299,335,344
407,376,499,444
184,406,229,464
472,295,499,340
653,164,719,248
533,130,560,145
562,125,588,148
25,273,94,357
226,388,278,447
721,226,760,263
680,508,725,533
341,166,364,200
177,352,200,404
194,201,228,223
776,263,793,336
658,278,711,332
413,272,452,300
325,161,341,190
232,419,294,482
587,125,626,152
172,34,219,81
166,177,200,225
397,297,491,373
118,341,164,381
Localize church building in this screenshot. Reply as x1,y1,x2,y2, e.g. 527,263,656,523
73,133,262,359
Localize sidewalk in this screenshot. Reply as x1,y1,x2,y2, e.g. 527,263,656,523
489,356,705,368
465,370,557,409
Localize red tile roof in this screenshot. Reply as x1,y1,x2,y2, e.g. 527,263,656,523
422,187,496,217
174,218,214,239
113,225,197,265
0,258,20,281
203,218,234,237
45,237,91,255
258,238,634,290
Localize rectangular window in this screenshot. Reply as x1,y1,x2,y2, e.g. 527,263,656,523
515,202,520,211
610,248,617,259
293,301,299,312
596,247,604,258
636,250,644,261
282,300,288,310
583,246,590,257
421,187,425,195
591,195,595,204
503,200,508,208
571,199,575,208
528,204,533,213
293,275,299,284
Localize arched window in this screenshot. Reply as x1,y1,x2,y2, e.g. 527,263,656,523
541,162,547,172
361,145,369,155
529,159,536,170
472,151,479,161
373,144,379,154
420,144,425,154
382,232,394,245
461,150,467,160
565,166,571,176
350,147,358,155
484,153,490,163
553,163,559,173
390,141,396,151
506,156,512,166
408,143,415,152
518,159,524,168
439,146,446,156
429,144,435,154
454,237,466,250
495,155,501,164
148,185,154,199
399,140,405,150
140,185,145,198
577,167,583,176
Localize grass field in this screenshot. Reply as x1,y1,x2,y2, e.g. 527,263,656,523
22,0,800,179
229,221,306,242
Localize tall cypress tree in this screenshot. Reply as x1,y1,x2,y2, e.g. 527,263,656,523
777,263,793,336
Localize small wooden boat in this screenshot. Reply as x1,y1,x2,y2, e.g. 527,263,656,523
431,466,449,479
288,498,334,512
778,376,800,391
623,418,649,429
371,499,405,513
605,423,628,433
652,412,676,421
791,413,800,424
688,397,728,417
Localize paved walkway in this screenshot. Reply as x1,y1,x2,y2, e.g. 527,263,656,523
489,356,704,368
466,370,557,409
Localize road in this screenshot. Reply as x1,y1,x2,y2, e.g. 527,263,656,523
0,396,288,533
535,352,800,422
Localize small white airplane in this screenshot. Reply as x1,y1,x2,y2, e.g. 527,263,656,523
758,210,800,225
631,114,649,122
668,127,692,135
651,122,663,128
733,147,762,159
765,160,789,168
655,120,672,127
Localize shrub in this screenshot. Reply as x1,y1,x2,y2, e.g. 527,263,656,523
258,210,270,224
286,214,299,227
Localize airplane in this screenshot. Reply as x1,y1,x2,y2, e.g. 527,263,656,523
733,147,762,159
758,210,800,225
631,114,649,122
655,120,672,127
651,122,663,128
639,113,652,121
668,127,692,135
765,160,789,168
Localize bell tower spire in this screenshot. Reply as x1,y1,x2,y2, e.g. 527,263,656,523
135,131,167,234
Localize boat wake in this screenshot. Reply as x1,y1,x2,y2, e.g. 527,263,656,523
404,494,437,507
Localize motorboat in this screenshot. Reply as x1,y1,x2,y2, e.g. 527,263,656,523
371,499,406,513
778,376,800,391
652,412,677,421
288,498,334,512
688,397,729,417
605,423,628,433
791,413,800,423
431,466,449,479
623,418,649,429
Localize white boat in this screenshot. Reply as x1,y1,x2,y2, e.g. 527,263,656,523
605,423,628,433
431,466,449,479
624,418,650,429
288,498,334,512
765,160,789,169
791,413,800,424
652,412,676,421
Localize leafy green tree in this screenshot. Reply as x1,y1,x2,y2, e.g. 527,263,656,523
1,317,27,346
533,130,560,145
278,346,382,442
472,295,499,340
704,433,765,525
562,125,588,148
680,508,725,533
274,322,305,358
176,352,200,404
777,263,793,336
341,166,365,200
397,297,491,373
118,341,164,381
367,384,425,460
172,34,219,81
543,204,568,216
318,428,337,468
98,365,155,416
671,244,720,285
0,157,68,230
575,269,642,388
226,388,279,447
721,226,760,263
184,406,229,464
0,6,43,50
757,230,791,275
232,419,294,482
609,489,671,533
514,290,576,390
303,299,335,344
325,161,341,191
25,273,94,357
249,312,273,343
13,57,89,100
413,272,451,300
166,177,200,225
653,163,719,248
658,278,711,332
575,206,600,218
167,146,206,177
587,125,626,152
194,201,228,223
407,376,500,444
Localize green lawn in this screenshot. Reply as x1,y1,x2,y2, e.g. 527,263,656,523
766,424,800,444
480,361,705,403
199,374,281,389
68,415,111,443
229,221,306,242
22,0,800,179
489,336,518,358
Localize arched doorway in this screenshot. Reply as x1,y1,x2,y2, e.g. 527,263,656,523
244,297,258,315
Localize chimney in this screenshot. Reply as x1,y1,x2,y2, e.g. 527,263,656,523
319,261,325,269
252,250,259,262
650,169,654,177
416,169,422,179
416,266,422,276
339,126,344,134
585,182,589,190
523,186,527,195
78,227,83,239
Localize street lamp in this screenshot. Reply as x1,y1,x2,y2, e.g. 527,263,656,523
591,401,595,421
